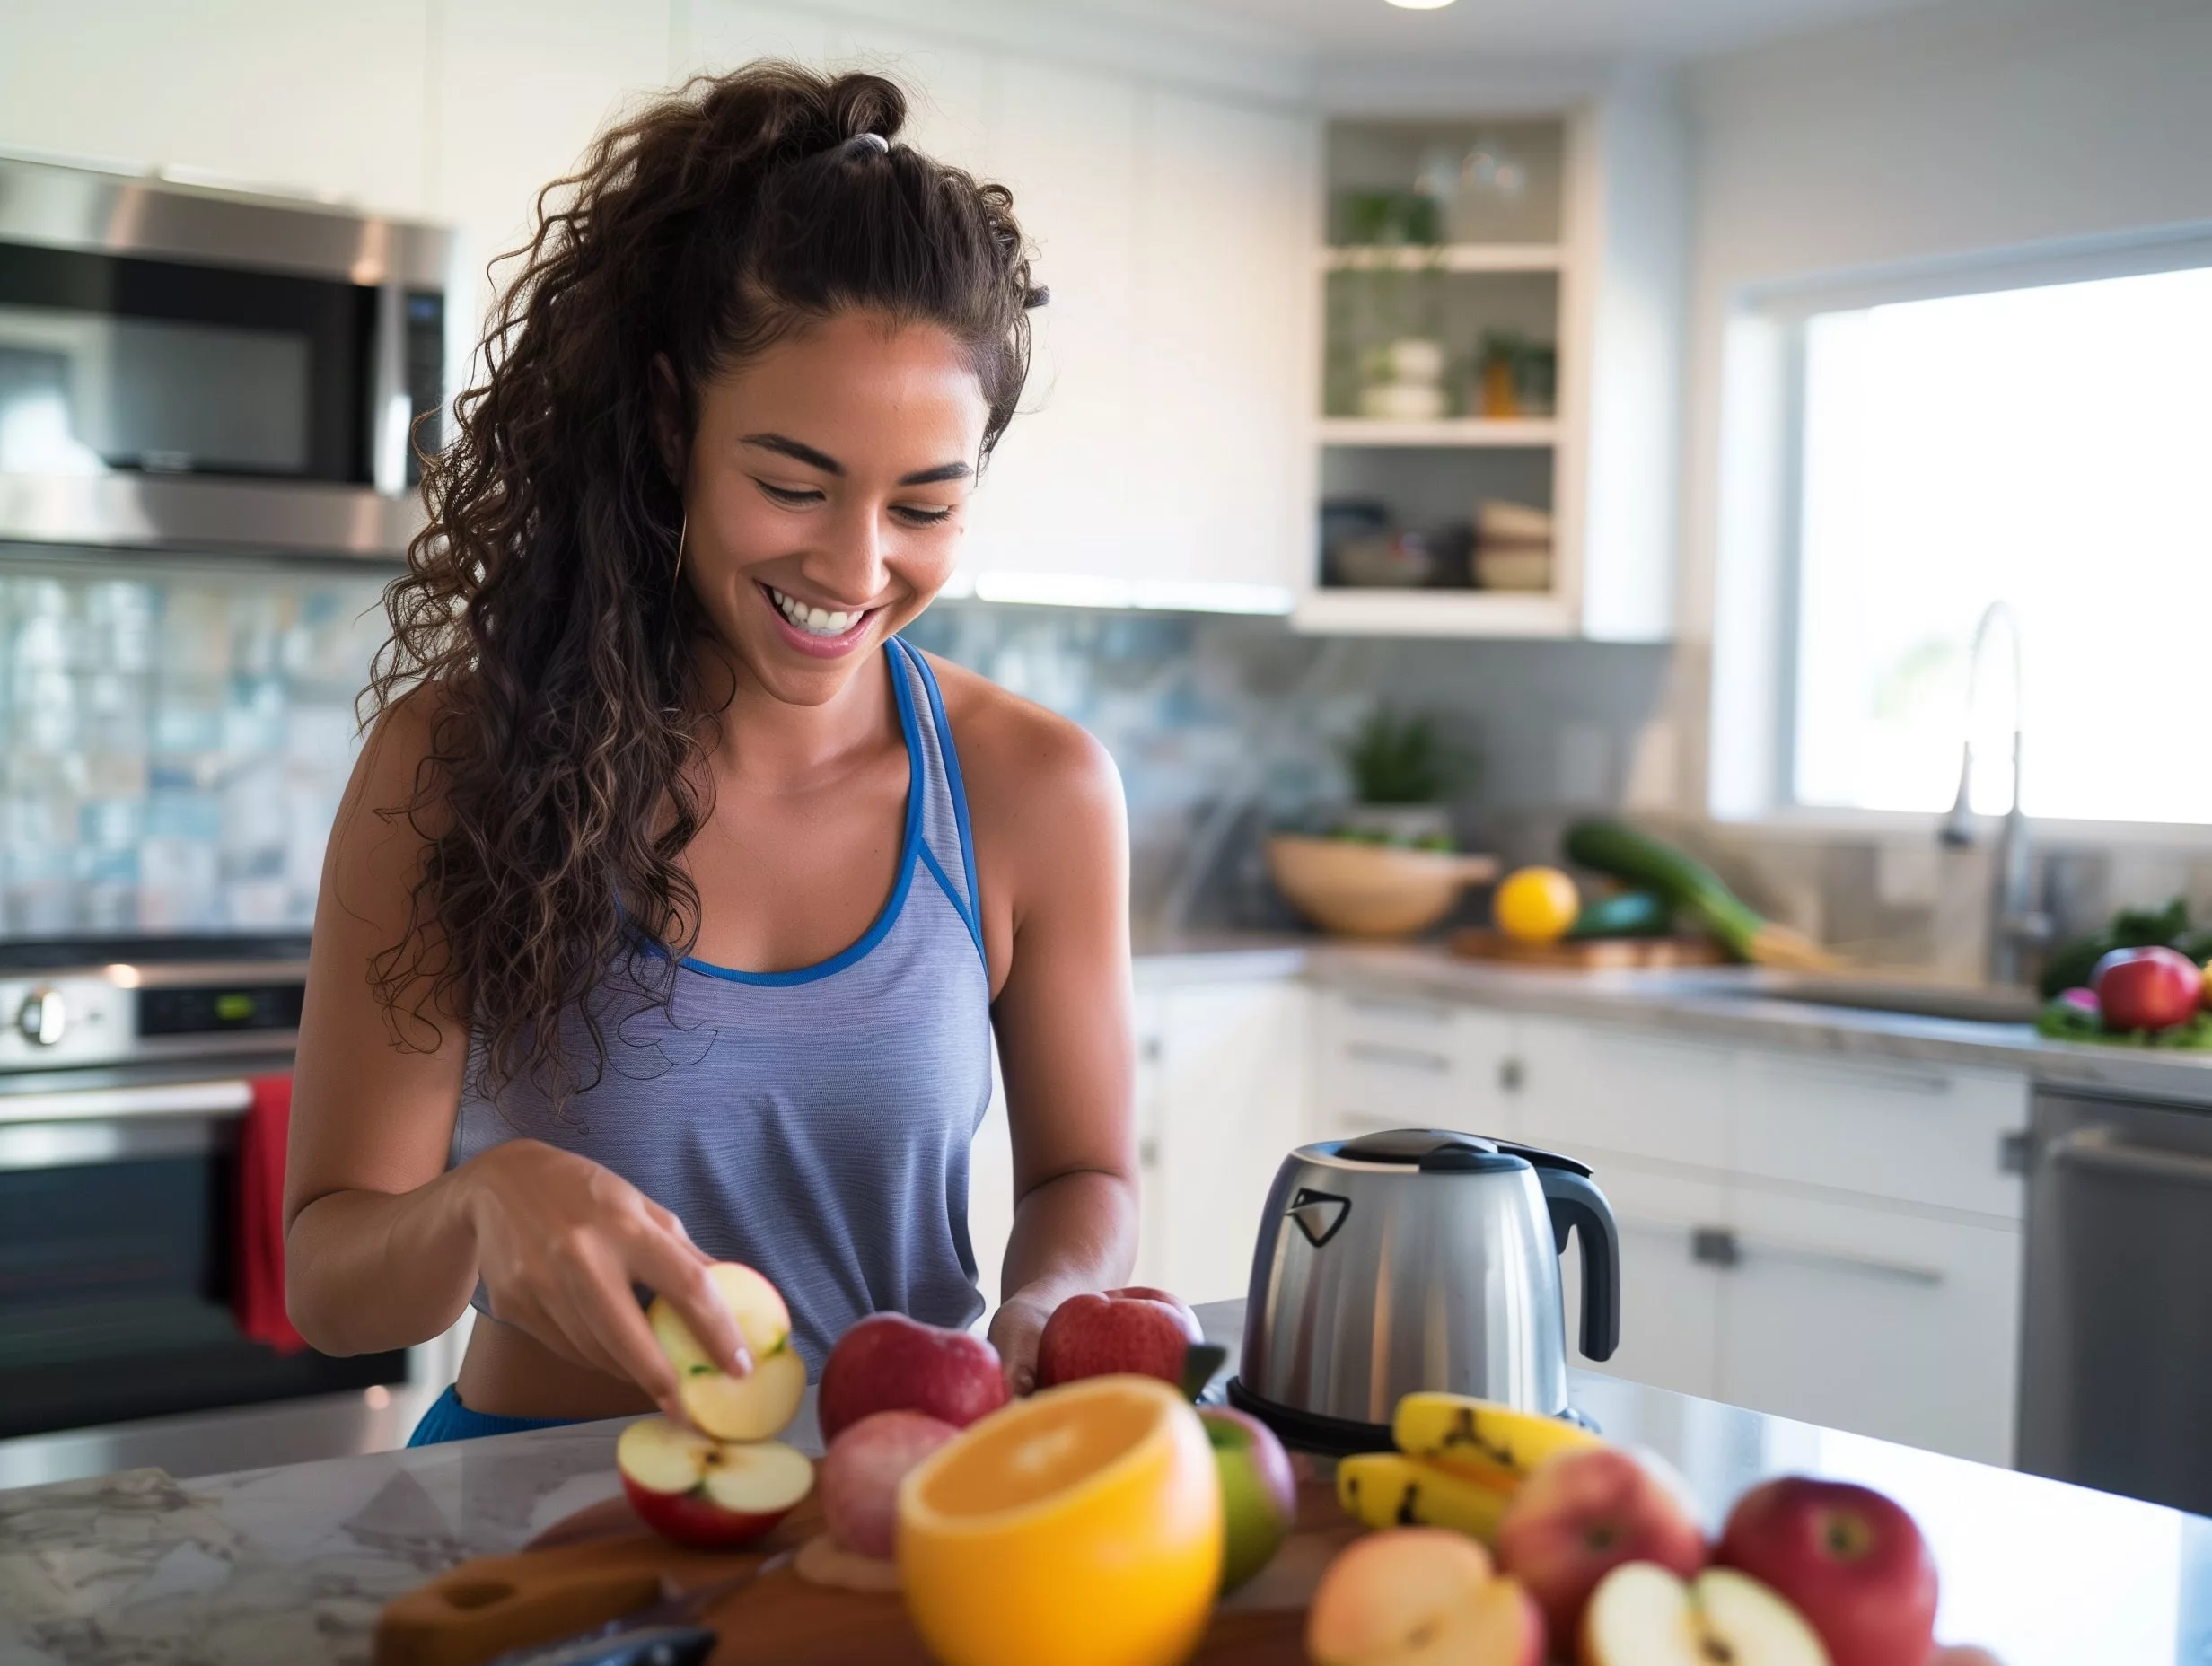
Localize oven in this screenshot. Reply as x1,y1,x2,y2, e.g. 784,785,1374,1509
0,152,455,558
0,943,440,1488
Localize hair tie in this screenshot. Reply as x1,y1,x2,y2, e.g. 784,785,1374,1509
847,131,889,156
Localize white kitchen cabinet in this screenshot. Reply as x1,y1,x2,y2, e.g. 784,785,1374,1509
1123,94,1318,612
961,64,1145,592
1309,986,1519,1143
1558,1158,1726,1402
1715,1188,2023,1467
1514,1015,1734,1172
1149,978,1311,1304
0,2,432,215
1733,1050,2027,1221
434,0,677,291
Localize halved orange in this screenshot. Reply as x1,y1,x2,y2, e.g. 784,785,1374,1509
897,1373,1223,1666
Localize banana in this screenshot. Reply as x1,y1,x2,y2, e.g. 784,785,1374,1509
1391,1392,1604,1490
1335,1452,1514,1545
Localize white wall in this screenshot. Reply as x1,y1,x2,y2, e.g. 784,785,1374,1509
1675,0,2212,815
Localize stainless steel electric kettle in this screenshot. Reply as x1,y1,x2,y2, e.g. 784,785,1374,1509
1228,1127,1620,1450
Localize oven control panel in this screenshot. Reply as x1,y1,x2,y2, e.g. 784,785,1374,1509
0,965,306,1071
0,975,130,1069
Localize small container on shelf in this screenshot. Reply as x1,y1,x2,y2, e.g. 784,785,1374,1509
1473,499,1553,592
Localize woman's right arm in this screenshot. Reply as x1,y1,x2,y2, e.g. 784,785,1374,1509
281,695,748,1423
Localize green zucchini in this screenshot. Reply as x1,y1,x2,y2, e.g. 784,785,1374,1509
1562,820,1768,962
1565,890,1675,941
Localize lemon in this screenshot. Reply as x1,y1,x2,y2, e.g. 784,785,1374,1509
897,1374,1222,1666
1494,866,1581,944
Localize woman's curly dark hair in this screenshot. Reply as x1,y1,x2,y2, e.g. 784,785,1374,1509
362,63,1041,1105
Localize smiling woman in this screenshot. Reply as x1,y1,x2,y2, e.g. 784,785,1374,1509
278,64,1138,1440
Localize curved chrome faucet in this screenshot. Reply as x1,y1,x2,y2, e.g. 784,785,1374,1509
1938,601,2051,986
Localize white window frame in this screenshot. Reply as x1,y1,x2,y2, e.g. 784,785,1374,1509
1707,221,2212,848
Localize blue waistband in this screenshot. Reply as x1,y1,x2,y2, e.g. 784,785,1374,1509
406,1382,582,1446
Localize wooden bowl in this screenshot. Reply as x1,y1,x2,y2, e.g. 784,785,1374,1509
1266,834,1499,938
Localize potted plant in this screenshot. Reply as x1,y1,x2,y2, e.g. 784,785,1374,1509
1336,706,1477,847
1262,710,1493,938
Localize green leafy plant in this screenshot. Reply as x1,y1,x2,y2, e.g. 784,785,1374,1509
1339,707,1477,806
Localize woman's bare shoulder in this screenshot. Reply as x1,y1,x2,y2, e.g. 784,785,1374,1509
922,652,1121,824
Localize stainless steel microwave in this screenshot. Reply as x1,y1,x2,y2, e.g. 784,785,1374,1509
0,153,456,559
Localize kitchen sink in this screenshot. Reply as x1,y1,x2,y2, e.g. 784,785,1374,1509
1738,975,2041,1025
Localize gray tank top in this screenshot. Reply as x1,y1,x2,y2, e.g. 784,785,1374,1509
449,637,994,1371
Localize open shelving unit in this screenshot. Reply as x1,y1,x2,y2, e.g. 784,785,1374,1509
1295,114,1584,637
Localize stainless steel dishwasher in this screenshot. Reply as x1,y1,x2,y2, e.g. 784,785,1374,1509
2019,1085,2212,1513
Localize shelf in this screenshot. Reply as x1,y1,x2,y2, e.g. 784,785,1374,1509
1294,588,1576,639
1318,417,1558,448
1321,244,1565,274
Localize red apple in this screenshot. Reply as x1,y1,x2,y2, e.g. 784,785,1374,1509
817,1312,1009,1442
1104,1285,1204,1344
1199,1407,1296,1591
2092,946,2202,1032
1035,1288,1202,1388
819,1409,960,1560
1495,1444,1707,1644
1716,1477,1938,1666
615,1416,812,1549
1930,1650,2004,1666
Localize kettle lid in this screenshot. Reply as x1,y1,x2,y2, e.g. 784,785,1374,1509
1333,1127,1525,1174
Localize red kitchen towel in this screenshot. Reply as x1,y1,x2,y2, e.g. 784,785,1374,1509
233,1073,307,1354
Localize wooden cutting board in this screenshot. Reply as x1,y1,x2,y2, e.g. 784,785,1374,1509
376,1471,1357,1666
1450,926,1729,970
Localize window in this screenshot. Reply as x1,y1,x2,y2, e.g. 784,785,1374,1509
1786,263,2212,825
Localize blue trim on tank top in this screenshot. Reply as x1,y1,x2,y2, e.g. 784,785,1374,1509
672,638,928,987
906,646,985,962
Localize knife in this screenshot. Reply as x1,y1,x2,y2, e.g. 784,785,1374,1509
483,1550,793,1666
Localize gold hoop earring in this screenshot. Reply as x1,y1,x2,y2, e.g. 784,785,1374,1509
672,513,688,592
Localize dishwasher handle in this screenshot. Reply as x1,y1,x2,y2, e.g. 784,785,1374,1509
2047,1125,2212,1190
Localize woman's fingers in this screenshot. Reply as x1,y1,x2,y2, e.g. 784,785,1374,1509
634,1227,753,1377
566,1250,689,1421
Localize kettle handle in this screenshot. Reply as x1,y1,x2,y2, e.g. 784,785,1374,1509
1537,1168,1621,1363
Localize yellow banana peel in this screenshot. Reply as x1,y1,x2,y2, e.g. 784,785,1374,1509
1391,1391,1603,1489
1335,1451,1514,1545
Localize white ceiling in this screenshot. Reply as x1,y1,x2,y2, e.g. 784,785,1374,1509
1111,0,1943,61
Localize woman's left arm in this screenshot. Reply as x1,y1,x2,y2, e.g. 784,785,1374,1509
961,685,1139,1393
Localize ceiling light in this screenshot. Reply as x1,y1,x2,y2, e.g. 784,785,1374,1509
1385,0,1458,9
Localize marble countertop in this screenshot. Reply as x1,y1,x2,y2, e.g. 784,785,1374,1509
1135,929,2212,1107
5,1302,2207,1666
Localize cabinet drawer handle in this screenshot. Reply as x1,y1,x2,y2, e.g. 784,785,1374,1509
1751,1059,1953,1097
1344,1040,1452,1074
1343,994,1455,1025
2050,1125,2212,1189
1732,1229,1943,1287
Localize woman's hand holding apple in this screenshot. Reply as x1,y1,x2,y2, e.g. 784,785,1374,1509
459,1138,750,1424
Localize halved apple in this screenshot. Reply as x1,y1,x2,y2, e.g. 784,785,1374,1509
646,1262,807,1441
1582,1562,1829,1666
616,1416,813,1549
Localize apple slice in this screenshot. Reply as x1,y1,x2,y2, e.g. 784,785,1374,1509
616,1415,813,1549
679,1347,807,1442
646,1263,807,1441
1582,1563,1829,1666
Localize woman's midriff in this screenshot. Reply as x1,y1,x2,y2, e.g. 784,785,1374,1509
454,1313,660,1421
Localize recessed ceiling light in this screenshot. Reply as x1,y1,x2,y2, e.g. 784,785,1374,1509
1385,0,1458,9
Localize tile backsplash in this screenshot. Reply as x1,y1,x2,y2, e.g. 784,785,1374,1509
1,549,388,936
1,553,1678,941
